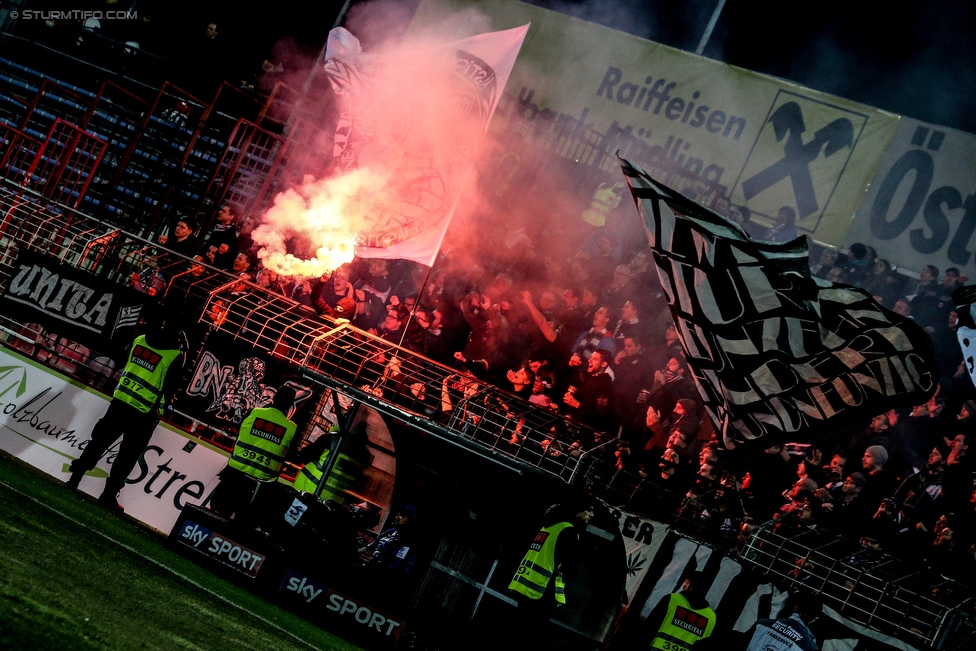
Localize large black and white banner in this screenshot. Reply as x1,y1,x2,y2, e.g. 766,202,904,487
179,332,318,437
611,526,926,651
620,159,939,449
2,249,149,353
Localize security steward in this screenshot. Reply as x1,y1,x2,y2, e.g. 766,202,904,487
645,571,716,651
209,386,298,526
507,499,596,648
292,422,371,505
66,319,186,511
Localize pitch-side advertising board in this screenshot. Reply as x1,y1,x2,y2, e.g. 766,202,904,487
0,346,228,533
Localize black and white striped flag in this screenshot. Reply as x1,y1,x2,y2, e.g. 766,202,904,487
114,304,142,331
619,159,938,449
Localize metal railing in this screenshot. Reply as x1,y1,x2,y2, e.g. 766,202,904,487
0,179,608,482
740,520,974,649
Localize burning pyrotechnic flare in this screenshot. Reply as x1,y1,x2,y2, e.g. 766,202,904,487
252,169,386,277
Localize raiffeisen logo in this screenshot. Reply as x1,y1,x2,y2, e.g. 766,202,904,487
734,90,867,231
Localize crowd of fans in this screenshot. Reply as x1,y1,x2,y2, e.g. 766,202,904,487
2,108,969,585
7,8,974,641
131,195,976,589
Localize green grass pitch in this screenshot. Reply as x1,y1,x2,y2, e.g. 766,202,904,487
0,451,364,651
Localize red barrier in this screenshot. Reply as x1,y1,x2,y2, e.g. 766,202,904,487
203,118,285,218
0,123,42,185
24,118,107,208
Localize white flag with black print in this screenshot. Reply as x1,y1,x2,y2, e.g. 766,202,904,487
952,285,976,385
323,24,528,267
619,158,938,449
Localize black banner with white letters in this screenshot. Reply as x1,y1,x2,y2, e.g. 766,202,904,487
1,249,150,352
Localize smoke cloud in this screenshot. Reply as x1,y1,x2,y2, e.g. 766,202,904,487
252,169,384,277
251,1,525,278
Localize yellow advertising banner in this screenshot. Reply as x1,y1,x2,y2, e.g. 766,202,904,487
409,0,900,245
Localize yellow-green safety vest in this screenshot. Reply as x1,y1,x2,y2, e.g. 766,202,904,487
228,407,297,481
293,449,364,505
114,335,181,414
650,592,716,651
508,521,574,606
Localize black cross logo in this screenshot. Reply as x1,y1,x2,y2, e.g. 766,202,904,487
742,102,854,218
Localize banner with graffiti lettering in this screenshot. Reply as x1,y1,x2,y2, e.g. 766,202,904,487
608,505,670,607
0,346,227,533
620,159,938,448
612,529,931,651
0,249,150,354
322,23,528,266
178,332,318,437
409,0,899,246
844,118,976,277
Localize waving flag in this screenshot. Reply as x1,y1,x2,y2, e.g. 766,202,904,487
620,158,938,449
953,285,976,385
323,24,529,266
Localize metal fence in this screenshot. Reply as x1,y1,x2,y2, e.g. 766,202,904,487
0,180,609,482
741,520,975,649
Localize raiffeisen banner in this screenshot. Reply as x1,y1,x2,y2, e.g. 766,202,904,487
0,347,227,533
409,0,900,246
845,118,976,277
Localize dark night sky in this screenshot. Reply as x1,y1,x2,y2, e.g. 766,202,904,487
163,0,976,135
522,0,976,135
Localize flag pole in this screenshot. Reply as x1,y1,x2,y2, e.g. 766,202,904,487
282,0,356,138
397,259,437,349
396,166,473,348
695,0,727,55
302,0,356,96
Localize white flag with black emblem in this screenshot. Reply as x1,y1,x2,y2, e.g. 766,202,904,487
620,158,938,449
952,285,976,385
323,24,528,266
